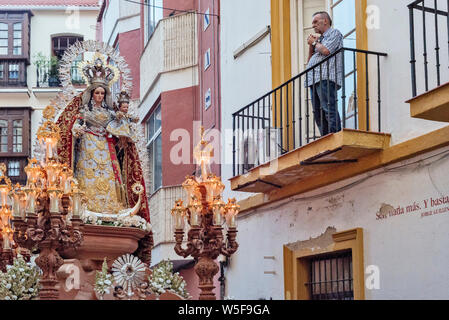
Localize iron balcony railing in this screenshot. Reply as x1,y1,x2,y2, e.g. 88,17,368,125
409,0,449,97
232,47,387,177
36,61,84,88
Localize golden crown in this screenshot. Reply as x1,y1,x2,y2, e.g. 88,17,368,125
78,53,120,88
117,90,131,104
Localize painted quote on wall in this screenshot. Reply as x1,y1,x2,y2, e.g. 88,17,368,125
376,195,449,221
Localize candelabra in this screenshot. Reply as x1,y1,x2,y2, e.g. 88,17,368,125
10,107,84,300
171,128,239,300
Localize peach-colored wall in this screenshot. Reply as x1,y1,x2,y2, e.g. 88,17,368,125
118,29,142,100
161,86,198,186
198,0,221,177
163,0,196,17
179,264,220,300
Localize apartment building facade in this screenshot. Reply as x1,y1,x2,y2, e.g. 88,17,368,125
221,0,449,299
137,0,222,299
0,0,99,185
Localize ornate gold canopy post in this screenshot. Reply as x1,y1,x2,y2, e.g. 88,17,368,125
171,128,239,300
10,106,84,300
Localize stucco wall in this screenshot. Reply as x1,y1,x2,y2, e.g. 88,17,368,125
220,0,272,202
224,146,449,299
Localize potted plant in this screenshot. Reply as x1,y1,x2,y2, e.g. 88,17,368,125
48,55,60,87
33,52,49,87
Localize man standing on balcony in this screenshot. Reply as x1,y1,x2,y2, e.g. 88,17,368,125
306,11,343,136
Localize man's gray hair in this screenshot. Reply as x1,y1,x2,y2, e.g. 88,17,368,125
313,11,333,26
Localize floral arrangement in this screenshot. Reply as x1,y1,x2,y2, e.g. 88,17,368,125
148,260,191,299
82,212,152,232
0,255,40,300
94,258,113,299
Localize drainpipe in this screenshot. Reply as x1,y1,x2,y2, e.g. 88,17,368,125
218,255,228,300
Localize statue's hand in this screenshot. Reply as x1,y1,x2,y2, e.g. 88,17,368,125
116,111,125,120
72,123,87,138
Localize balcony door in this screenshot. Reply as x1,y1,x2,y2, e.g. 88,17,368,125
290,0,369,143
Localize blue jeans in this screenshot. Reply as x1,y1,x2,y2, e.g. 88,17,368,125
310,80,342,136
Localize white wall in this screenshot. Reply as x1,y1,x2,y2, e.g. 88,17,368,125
29,10,98,88
220,0,272,202
225,146,449,299
22,9,97,157
367,0,449,145
101,0,140,45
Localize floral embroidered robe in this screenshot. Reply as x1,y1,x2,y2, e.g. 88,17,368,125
72,106,127,215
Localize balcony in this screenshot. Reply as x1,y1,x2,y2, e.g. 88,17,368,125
231,48,390,193
148,185,191,264
407,0,449,122
36,61,84,88
140,12,198,100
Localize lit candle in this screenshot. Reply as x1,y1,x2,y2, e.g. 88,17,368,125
49,191,60,214
171,200,186,230
175,212,185,230
25,190,37,216
11,193,21,218
225,198,240,228
72,192,81,218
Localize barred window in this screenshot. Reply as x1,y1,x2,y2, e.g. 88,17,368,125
306,250,353,300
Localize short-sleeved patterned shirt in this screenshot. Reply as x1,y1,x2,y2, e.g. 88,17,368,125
305,28,343,88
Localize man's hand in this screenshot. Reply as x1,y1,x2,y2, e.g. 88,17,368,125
307,34,319,46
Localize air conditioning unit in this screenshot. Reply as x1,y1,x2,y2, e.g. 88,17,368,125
238,127,281,172
240,130,258,172
258,127,281,163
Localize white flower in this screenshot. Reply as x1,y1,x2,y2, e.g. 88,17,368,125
4,296,10,300
104,279,111,285
29,288,34,292
18,268,24,272
5,283,11,289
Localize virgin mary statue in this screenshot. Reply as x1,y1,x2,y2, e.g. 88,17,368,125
55,54,150,222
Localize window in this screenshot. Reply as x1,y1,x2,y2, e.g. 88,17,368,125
8,63,18,79
283,228,364,300
0,23,7,55
0,120,7,153
146,104,162,193
13,23,21,55
205,88,211,110
52,36,83,59
12,120,22,153
7,160,20,177
147,0,163,40
204,48,211,70
203,8,210,31
331,0,357,126
0,61,25,86
306,250,353,300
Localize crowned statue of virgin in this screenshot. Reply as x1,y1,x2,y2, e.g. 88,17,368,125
55,53,150,222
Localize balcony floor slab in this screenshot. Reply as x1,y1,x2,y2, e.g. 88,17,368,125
230,129,391,193
407,82,449,122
